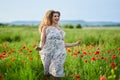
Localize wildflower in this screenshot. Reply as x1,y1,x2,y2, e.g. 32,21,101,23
77,51,80,54
0,51,7,59
94,50,100,55
73,52,78,55
84,60,88,63
27,48,30,50
22,46,26,49
29,50,32,52
75,74,80,80
0,73,2,80
67,48,71,52
118,47,120,51
29,57,33,60
11,56,15,62
91,56,96,61
2,51,6,55
0,55,3,59
20,46,26,51
0,55,4,59
100,75,106,80
110,62,116,68
107,50,111,53
8,49,15,54
112,55,117,59
83,51,87,55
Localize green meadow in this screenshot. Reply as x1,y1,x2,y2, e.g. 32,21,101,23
0,26,120,80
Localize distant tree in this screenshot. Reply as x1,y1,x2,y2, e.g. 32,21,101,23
0,23,4,26
68,24,74,28
0,23,8,26
63,24,74,29
76,24,82,29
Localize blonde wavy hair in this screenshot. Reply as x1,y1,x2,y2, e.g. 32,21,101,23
39,10,60,33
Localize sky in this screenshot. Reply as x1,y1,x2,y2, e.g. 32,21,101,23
0,0,120,23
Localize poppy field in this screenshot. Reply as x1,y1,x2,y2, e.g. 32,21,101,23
0,26,120,80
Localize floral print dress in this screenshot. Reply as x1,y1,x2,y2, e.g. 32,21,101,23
39,26,66,77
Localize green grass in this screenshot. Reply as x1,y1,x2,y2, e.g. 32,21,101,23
0,26,120,80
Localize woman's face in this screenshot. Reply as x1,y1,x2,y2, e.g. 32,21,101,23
52,13,60,24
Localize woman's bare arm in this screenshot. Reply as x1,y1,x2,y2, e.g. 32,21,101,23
65,40,82,48
35,27,46,51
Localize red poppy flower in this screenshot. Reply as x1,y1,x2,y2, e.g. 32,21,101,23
100,75,106,80
112,55,117,59
94,50,100,55
73,52,78,55
0,73,2,80
118,47,120,51
0,51,7,59
8,50,15,54
77,51,80,54
83,51,87,55
2,51,6,55
11,50,15,53
75,74,80,79
91,57,96,61
110,62,116,68
0,55,3,59
29,50,32,52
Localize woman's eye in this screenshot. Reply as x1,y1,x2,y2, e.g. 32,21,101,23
54,15,59,17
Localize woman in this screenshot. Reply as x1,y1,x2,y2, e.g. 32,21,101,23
36,10,82,80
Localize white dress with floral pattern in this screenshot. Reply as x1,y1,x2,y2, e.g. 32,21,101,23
39,26,66,77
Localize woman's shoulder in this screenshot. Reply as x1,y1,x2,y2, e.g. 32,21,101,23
42,26,52,33
41,26,47,32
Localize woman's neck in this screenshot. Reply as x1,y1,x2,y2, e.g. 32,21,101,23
52,23,58,27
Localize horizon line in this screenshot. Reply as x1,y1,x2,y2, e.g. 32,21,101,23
0,19,120,23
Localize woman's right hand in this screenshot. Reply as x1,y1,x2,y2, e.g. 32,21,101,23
75,40,82,46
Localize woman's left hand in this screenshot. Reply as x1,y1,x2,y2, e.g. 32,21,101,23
35,46,42,51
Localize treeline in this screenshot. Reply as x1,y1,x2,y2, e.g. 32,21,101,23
61,23,82,29
0,23,82,29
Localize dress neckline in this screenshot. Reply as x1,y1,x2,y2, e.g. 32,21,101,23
50,26,61,31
